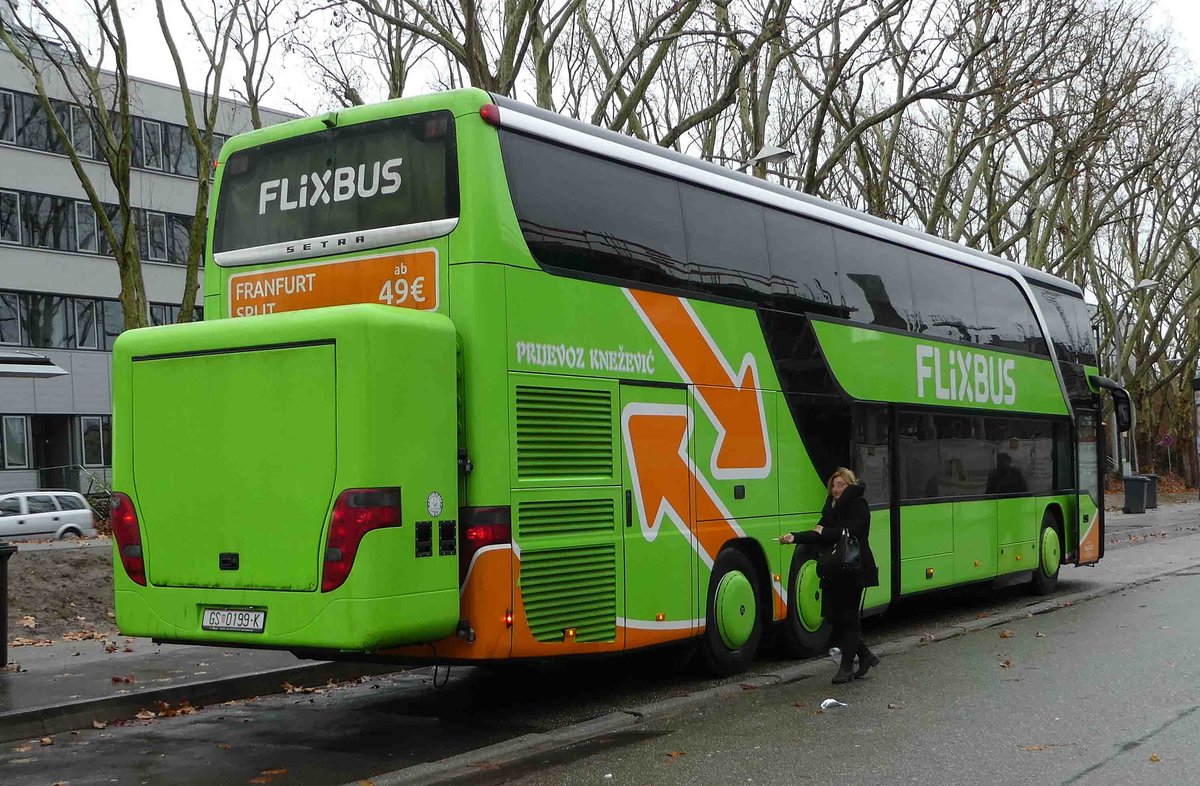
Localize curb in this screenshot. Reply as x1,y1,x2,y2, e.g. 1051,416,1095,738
0,660,397,744
356,557,1200,786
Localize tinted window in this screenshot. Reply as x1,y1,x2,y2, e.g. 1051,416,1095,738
0,292,19,344
760,311,841,396
0,190,18,243
21,293,72,348
0,497,19,516
0,91,13,144
55,494,85,511
501,130,689,289
23,193,73,250
983,417,1053,495
75,298,98,349
71,106,94,158
835,231,914,331
1033,286,1094,365
3,417,27,468
75,202,97,252
27,495,56,514
766,210,841,311
679,184,769,296
909,253,976,343
168,214,191,264
164,123,197,177
216,111,458,256
897,412,941,500
973,273,1047,355
854,406,891,505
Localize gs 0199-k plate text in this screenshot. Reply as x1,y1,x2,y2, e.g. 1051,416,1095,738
202,608,266,633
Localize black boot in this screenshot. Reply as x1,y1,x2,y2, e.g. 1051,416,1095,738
855,644,880,678
832,651,856,684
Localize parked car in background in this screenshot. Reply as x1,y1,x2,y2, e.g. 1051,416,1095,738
0,490,98,540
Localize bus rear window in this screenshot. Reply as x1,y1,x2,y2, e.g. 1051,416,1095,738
213,110,458,263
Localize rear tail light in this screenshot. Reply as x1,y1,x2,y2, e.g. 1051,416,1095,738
322,488,401,592
110,492,145,586
479,103,500,127
459,506,511,584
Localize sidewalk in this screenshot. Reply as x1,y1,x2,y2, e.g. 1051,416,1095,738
1,501,1197,746
0,633,392,743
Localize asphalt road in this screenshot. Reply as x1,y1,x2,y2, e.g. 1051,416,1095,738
502,568,1200,786
2,505,1197,785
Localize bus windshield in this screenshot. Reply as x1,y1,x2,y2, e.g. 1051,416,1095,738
212,110,459,263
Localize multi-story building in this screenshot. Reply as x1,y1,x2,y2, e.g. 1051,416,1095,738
0,34,292,493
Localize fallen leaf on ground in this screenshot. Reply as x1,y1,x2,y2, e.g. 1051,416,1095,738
9,757,36,764
1,662,24,672
124,646,134,653
39,737,53,746
1022,745,1046,751
887,703,903,710
19,616,36,629
1035,632,1046,638
1150,754,1161,763
740,683,758,691
1061,600,1074,607
217,743,233,750
1000,660,1013,668
92,719,107,730
13,743,32,752
135,710,155,720
793,702,807,708
976,612,988,619
999,630,1014,638
666,751,686,758
8,637,53,647
111,675,135,684
249,768,289,784
104,642,118,653
64,630,106,642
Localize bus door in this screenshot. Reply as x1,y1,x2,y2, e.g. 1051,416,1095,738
1074,408,1103,564
619,383,697,648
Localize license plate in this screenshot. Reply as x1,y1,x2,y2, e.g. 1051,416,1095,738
201,608,266,633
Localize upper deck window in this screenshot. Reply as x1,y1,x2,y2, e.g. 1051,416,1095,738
213,110,458,263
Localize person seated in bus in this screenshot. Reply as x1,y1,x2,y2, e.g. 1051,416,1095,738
986,452,1028,495
779,468,880,684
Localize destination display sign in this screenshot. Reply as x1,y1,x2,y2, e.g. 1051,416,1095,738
227,249,439,317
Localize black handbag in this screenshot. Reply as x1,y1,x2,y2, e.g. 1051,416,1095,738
816,528,861,579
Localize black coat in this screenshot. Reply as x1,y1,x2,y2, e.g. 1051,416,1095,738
789,483,879,588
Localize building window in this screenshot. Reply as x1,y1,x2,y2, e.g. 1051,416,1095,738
147,211,168,261
150,304,167,326
74,298,99,349
102,299,124,351
21,292,73,348
75,201,98,252
23,193,74,251
168,214,191,264
81,416,106,466
3,416,29,469
141,120,163,170
0,190,19,244
164,123,197,177
0,91,13,144
70,105,94,158
0,292,19,345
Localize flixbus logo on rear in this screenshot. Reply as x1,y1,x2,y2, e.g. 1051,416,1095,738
916,344,1016,405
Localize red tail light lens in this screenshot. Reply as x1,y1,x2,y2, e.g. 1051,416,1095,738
110,492,145,586
459,506,511,584
479,103,500,127
321,488,401,593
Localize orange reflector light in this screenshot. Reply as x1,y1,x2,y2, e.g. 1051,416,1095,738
773,574,781,582
564,627,577,642
974,560,980,568
504,609,513,627
655,613,665,622
926,567,934,579
1016,554,1022,561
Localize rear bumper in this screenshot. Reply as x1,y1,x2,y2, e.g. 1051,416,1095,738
115,585,459,652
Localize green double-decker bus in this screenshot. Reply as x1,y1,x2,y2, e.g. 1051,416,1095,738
109,89,1131,674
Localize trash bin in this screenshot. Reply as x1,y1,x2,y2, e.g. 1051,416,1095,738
1123,476,1148,514
0,542,16,668
1141,474,1159,509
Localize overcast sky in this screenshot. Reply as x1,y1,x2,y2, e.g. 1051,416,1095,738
110,0,1200,118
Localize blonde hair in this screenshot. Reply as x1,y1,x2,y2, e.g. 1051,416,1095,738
827,467,859,493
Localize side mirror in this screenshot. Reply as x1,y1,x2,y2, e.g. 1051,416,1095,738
1113,389,1132,433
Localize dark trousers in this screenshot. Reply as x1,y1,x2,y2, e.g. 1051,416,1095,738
824,578,866,659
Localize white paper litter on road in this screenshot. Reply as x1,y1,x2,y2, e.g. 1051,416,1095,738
821,699,848,709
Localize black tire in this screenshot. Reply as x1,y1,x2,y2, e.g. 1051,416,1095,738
57,527,82,540
779,544,832,659
1030,511,1062,595
700,548,763,676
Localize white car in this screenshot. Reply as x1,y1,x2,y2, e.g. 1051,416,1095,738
0,491,98,540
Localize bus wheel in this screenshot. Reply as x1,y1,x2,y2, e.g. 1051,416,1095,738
780,544,832,659
1030,512,1062,595
700,548,762,675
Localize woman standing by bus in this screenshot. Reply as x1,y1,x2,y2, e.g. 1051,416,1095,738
780,468,880,684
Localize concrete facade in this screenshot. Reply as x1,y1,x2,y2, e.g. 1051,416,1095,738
0,36,292,493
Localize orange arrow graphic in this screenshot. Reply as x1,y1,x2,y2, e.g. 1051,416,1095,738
625,289,770,478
